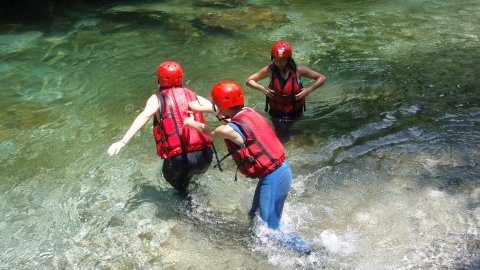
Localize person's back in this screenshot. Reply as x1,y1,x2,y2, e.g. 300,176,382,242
224,107,285,179
108,61,213,194
154,82,213,193
153,86,212,158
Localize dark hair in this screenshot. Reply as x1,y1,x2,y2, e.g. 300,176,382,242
288,58,297,72
271,58,297,72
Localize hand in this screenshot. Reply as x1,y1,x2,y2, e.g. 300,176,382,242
107,141,126,156
183,114,195,127
262,86,274,99
295,88,310,101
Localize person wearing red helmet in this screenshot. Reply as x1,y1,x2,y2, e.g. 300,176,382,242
184,81,311,255
108,61,213,194
246,40,327,141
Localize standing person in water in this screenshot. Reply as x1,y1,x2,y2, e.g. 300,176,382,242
184,81,311,254
108,61,213,194
246,40,327,141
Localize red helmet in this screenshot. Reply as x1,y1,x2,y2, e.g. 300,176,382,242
157,61,183,87
271,40,292,60
210,81,244,111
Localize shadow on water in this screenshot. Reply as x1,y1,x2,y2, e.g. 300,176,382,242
124,181,251,249
124,184,180,219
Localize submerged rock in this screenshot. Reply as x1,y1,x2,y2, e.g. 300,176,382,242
0,31,43,55
196,7,290,32
102,5,202,37
194,0,243,8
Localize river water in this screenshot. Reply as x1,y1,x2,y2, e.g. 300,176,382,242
1,0,479,269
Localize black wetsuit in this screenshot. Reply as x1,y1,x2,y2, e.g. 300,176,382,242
162,148,213,194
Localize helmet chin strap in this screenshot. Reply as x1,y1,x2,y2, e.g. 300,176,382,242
216,115,230,122
212,103,220,116
212,104,231,122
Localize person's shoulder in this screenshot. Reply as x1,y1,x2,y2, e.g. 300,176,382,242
296,64,314,73
258,64,271,72
144,93,162,111
181,86,193,91
239,107,261,117
148,92,160,100
176,86,197,94
146,92,159,101
296,64,308,70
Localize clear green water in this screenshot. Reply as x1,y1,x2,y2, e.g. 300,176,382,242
1,0,479,269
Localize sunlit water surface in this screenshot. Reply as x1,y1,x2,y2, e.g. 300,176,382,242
1,0,479,269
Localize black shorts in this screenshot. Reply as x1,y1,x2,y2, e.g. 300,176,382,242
269,110,303,141
162,148,213,193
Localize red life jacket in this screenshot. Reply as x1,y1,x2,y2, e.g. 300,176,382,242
224,108,285,178
267,64,305,116
153,87,212,159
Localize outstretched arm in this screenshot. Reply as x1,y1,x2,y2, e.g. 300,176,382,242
245,65,274,98
296,65,327,100
107,94,160,156
184,116,244,145
189,95,215,114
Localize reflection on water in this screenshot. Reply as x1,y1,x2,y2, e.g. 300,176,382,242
1,0,479,269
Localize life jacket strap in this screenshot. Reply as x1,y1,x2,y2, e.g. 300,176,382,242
211,143,224,172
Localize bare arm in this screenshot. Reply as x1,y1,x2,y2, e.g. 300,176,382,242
296,65,327,100
107,94,160,156
184,116,244,145
245,65,274,98
189,95,215,114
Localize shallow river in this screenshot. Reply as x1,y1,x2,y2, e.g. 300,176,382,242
1,0,479,269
